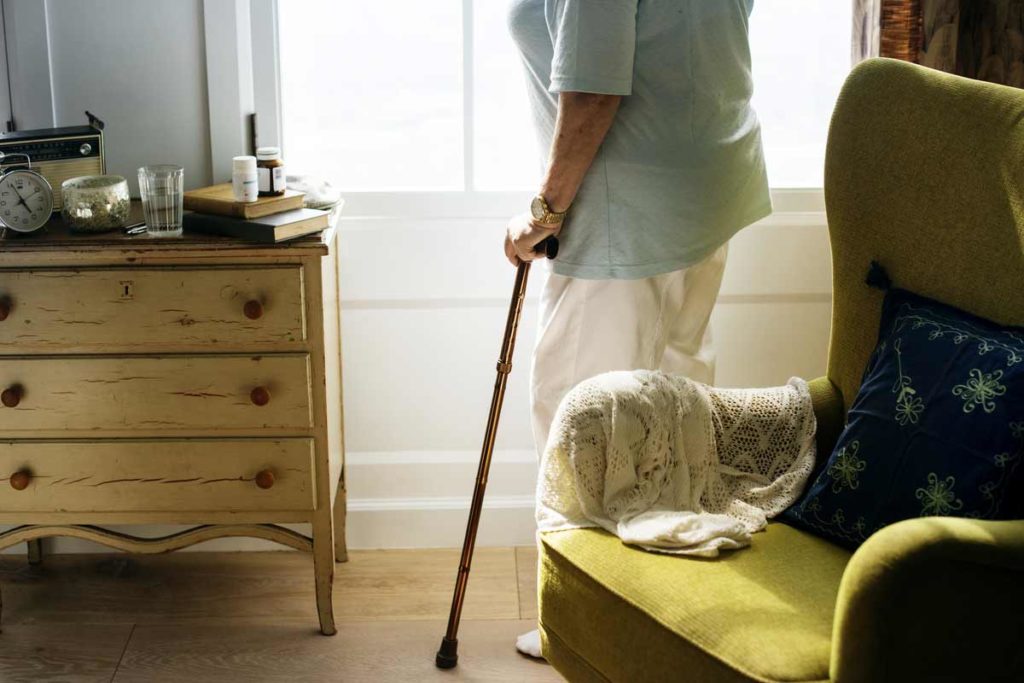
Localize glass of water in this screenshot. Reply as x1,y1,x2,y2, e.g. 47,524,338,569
138,165,184,237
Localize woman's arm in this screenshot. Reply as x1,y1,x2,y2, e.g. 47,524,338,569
505,92,623,266
542,92,623,212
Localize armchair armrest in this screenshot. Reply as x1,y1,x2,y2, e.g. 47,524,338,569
807,376,844,462
831,517,1024,682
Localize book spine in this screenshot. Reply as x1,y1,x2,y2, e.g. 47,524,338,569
181,213,276,243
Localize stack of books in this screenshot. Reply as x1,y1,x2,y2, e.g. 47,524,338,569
182,184,329,243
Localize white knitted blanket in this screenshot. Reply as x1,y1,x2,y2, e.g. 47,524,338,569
537,371,817,557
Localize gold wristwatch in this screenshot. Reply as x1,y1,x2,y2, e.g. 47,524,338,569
530,195,569,225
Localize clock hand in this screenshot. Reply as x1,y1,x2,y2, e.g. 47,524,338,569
9,184,30,210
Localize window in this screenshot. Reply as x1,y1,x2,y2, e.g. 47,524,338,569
749,2,853,188
278,1,852,194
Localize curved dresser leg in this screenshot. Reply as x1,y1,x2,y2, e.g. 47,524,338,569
333,473,348,563
312,512,337,636
27,539,43,566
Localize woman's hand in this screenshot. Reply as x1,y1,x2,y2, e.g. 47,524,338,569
504,212,561,266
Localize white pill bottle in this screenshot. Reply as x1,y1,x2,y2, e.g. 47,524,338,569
232,155,259,203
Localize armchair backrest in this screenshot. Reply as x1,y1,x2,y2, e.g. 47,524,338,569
823,58,1024,411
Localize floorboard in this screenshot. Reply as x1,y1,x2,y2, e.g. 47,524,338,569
113,619,560,683
516,545,539,621
0,624,133,683
0,547,561,681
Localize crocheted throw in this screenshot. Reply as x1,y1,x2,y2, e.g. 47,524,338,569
537,371,817,557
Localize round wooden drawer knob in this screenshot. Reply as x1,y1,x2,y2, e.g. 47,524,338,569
1,385,22,408
243,300,264,320
0,299,10,322
254,469,275,490
9,470,31,491
250,386,271,406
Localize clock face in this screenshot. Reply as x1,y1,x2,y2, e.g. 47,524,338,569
0,170,54,232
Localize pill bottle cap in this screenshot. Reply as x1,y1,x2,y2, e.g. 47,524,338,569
256,147,282,161
233,156,257,172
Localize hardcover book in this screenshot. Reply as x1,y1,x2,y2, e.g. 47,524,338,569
183,183,305,219
182,208,329,243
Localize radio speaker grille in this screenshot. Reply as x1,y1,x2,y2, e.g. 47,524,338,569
32,159,106,210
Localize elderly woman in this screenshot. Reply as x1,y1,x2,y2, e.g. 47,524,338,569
506,0,770,658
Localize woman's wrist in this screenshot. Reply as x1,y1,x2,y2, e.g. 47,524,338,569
530,217,562,231
540,187,574,215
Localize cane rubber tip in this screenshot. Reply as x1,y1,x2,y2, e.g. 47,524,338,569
435,637,459,669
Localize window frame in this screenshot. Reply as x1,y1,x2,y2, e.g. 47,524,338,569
1,0,56,133
0,1,10,131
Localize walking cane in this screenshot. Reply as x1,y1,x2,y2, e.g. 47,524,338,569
435,236,559,670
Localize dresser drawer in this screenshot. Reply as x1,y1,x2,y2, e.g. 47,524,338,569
0,267,306,352
0,355,312,435
0,439,316,512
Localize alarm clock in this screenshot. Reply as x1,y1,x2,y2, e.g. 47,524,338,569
0,153,54,233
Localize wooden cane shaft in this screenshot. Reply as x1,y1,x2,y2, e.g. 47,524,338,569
442,261,532,642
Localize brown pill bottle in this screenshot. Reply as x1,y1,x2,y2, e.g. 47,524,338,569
256,147,286,196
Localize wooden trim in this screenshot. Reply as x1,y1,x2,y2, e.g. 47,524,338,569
330,237,348,563
1,0,54,130
203,0,256,181
0,510,311,525
0,523,313,553
302,250,337,634
0,249,327,269
250,0,282,150
0,1,11,130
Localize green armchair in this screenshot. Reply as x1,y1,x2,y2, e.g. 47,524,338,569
537,59,1024,682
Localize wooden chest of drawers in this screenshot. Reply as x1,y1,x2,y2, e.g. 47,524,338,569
0,223,345,635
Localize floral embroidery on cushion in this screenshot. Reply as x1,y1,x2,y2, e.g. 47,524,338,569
952,369,1007,414
895,304,1023,367
975,422,1024,517
891,338,924,426
915,473,964,516
827,441,867,493
783,288,1024,550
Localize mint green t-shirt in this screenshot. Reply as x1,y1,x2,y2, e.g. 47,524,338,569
509,0,771,279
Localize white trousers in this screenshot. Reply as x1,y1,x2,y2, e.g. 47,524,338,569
530,244,729,457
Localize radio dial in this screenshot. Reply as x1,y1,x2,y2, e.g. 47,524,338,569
79,143,92,156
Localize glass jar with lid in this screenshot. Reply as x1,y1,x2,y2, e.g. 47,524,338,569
61,175,131,233
256,147,286,196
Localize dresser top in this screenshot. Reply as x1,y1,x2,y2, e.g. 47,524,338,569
0,202,332,260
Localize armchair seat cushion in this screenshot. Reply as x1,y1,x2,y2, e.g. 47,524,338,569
539,523,851,683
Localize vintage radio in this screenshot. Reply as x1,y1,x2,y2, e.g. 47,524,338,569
0,120,105,212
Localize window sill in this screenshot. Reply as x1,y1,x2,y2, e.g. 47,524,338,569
337,187,824,220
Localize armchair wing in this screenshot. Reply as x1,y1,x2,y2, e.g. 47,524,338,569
808,376,844,460
830,517,1024,682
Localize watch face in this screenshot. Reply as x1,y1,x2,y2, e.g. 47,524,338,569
530,196,545,221
0,170,53,232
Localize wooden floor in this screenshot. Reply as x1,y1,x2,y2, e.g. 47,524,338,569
0,546,563,682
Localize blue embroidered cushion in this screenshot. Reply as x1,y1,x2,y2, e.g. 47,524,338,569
783,287,1024,548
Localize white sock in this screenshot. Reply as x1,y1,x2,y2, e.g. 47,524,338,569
515,628,545,659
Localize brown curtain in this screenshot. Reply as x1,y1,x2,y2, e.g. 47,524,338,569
854,0,1024,87
853,0,921,63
